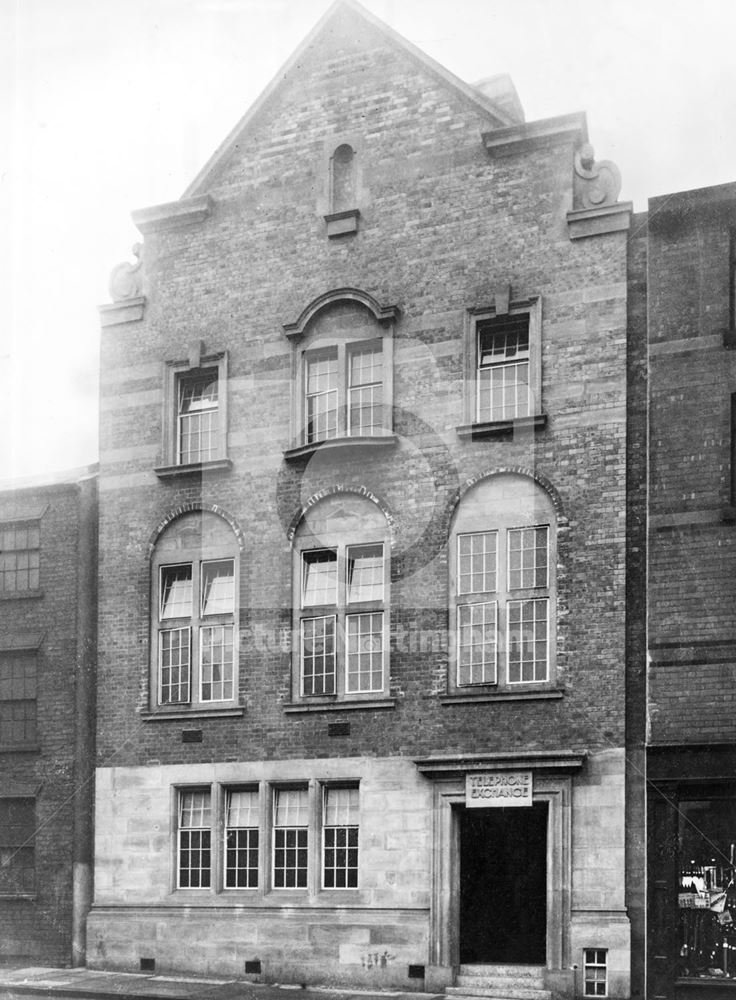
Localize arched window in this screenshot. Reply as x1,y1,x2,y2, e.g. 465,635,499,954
150,511,239,712
283,292,398,457
330,143,356,214
291,494,390,704
449,474,557,693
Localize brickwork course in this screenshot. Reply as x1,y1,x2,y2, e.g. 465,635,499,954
90,1,639,996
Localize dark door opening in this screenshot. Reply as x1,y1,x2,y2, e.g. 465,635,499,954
459,802,548,965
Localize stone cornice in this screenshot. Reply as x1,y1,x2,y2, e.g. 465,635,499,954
98,297,146,327
482,112,587,158
131,194,214,235
567,202,632,240
414,750,587,777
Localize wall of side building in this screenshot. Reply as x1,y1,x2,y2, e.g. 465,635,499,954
0,474,97,966
646,183,736,1000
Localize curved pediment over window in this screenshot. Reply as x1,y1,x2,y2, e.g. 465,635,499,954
283,288,399,342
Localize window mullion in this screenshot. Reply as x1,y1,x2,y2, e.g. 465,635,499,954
337,546,346,696
338,343,347,437
193,561,202,705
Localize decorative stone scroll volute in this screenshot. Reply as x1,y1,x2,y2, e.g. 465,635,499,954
573,142,622,210
108,243,143,301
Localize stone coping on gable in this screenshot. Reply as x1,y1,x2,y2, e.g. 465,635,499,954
132,194,214,235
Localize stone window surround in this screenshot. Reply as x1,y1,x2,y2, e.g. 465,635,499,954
282,289,399,461
457,292,546,440
288,492,392,709
415,752,583,989
154,343,231,480
447,474,558,697
147,513,241,718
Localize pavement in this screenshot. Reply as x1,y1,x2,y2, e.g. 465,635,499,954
0,968,444,1000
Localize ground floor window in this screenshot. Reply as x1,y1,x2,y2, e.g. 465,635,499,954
0,798,35,895
175,780,360,894
677,792,736,980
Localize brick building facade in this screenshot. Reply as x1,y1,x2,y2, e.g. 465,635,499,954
88,2,641,996
0,468,97,966
645,182,736,1000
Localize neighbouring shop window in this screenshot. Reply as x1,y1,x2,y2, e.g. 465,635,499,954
677,793,736,980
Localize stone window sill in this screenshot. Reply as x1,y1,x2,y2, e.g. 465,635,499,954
456,414,547,440
283,435,398,462
154,459,233,480
440,688,564,705
325,209,360,237
0,892,36,901
0,589,44,602
283,698,396,714
140,706,244,722
0,743,40,754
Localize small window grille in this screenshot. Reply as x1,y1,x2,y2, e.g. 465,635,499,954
583,949,608,997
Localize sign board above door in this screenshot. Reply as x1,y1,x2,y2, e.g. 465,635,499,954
465,771,533,807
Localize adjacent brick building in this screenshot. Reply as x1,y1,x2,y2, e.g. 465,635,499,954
88,1,641,996
644,182,736,1000
0,468,97,966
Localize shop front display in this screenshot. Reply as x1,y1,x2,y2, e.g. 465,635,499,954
677,795,736,982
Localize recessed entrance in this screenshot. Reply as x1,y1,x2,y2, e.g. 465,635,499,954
459,802,548,965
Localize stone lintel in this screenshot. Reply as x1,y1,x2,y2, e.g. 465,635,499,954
567,202,632,240
131,194,214,235
99,297,146,327
482,112,587,158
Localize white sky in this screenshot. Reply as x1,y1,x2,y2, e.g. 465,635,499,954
3,0,735,481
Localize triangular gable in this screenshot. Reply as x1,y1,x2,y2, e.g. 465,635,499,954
183,0,518,199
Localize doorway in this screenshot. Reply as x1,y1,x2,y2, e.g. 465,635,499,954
459,802,548,965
